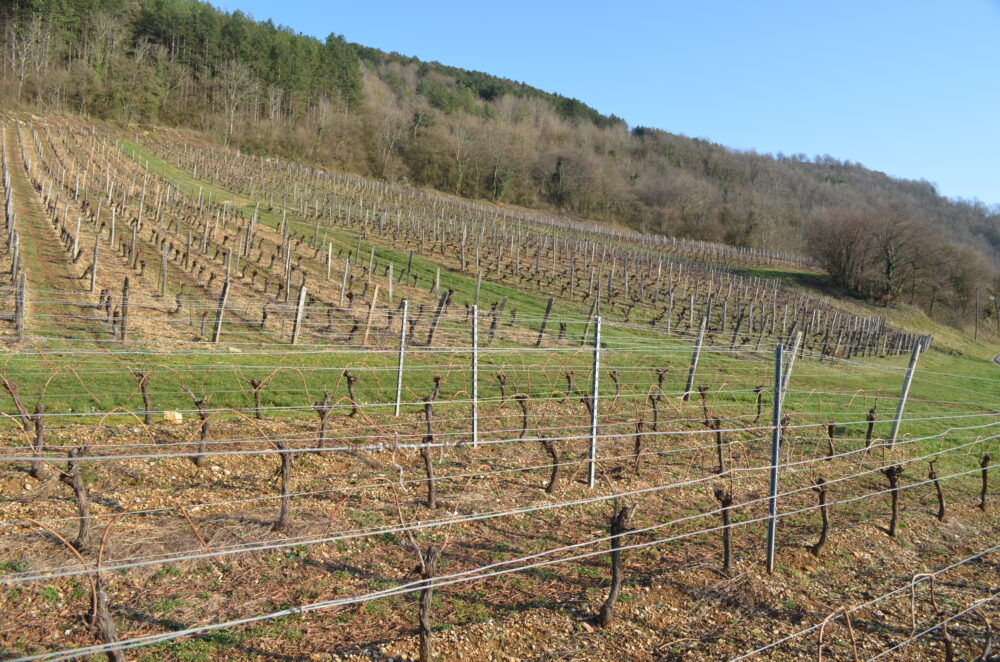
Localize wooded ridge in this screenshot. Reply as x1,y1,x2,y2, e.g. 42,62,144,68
2,0,998,329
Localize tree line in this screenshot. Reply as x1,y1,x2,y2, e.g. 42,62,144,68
807,207,994,326
2,0,997,330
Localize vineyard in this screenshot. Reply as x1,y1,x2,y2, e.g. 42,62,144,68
0,114,997,662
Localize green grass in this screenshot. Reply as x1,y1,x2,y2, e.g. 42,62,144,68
138,630,248,662
41,585,59,604
150,598,187,613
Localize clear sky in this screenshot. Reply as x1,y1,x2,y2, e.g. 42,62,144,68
223,1,1000,206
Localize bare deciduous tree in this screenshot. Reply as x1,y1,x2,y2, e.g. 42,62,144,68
7,16,55,101
216,59,255,146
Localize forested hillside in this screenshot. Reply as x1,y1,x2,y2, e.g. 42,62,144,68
2,0,998,326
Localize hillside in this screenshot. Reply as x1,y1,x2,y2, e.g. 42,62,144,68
3,2,1000,658
0,109,998,661
3,0,999,329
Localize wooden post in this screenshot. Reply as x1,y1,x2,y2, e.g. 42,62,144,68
425,289,449,346
283,245,292,303
339,257,349,307
394,300,408,417
683,318,706,401
387,263,393,304
588,316,602,489
535,297,554,347
980,454,991,512
120,276,129,342
361,285,380,346
72,217,81,260
765,343,784,574
159,241,167,295
781,331,801,398
290,285,307,344
581,298,597,346
887,345,920,447
460,228,467,271
90,241,99,292
471,304,479,447
211,280,229,343
666,291,673,334
14,271,25,341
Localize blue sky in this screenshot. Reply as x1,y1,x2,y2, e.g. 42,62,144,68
226,1,1000,206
